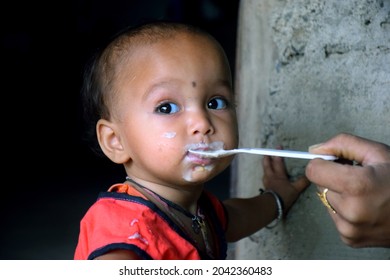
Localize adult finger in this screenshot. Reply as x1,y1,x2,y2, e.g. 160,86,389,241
306,158,358,194
316,185,342,215
309,133,388,165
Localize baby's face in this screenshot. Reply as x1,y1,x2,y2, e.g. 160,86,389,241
112,33,238,186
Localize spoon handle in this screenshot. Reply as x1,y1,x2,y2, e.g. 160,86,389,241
189,148,337,160
233,148,337,160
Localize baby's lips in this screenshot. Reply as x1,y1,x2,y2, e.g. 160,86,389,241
186,150,213,165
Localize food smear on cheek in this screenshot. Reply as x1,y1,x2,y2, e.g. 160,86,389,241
162,132,176,139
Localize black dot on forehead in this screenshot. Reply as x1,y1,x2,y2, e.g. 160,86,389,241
192,81,197,87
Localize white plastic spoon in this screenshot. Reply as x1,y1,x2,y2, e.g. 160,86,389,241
188,148,337,160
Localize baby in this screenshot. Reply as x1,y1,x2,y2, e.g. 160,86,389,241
74,20,309,260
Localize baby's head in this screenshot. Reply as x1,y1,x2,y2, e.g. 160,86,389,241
82,21,239,185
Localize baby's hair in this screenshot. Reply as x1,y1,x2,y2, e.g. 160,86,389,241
80,20,218,156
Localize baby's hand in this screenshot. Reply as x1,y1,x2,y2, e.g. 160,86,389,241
262,154,310,214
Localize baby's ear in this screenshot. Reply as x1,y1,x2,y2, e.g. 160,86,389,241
96,119,130,164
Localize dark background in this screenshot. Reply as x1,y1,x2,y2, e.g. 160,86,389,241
1,0,240,259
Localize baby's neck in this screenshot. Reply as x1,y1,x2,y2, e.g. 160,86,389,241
125,176,203,214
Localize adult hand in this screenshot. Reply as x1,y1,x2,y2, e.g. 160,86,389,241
306,133,390,248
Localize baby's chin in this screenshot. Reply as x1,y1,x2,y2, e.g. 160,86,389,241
182,164,217,183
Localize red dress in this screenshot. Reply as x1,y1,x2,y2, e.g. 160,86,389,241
74,183,228,260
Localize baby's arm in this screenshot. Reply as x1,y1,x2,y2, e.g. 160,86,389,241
223,155,309,242
94,249,142,260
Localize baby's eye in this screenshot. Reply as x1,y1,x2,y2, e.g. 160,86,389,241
155,102,180,114
207,97,228,110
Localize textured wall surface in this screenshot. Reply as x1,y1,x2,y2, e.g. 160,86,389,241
233,0,390,259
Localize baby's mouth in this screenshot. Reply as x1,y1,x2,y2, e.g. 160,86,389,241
186,141,224,153
186,149,213,164
185,141,224,164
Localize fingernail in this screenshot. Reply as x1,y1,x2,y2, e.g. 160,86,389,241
308,143,323,152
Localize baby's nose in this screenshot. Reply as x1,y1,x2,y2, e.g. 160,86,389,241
187,110,215,136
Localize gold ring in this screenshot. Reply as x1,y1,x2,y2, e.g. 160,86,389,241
317,188,337,214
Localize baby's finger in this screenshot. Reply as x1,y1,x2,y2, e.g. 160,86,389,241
270,156,288,176
262,155,274,174
292,176,310,192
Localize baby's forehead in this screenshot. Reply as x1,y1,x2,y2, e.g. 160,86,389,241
103,22,224,65
123,29,217,51
106,30,225,73
103,25,231,92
